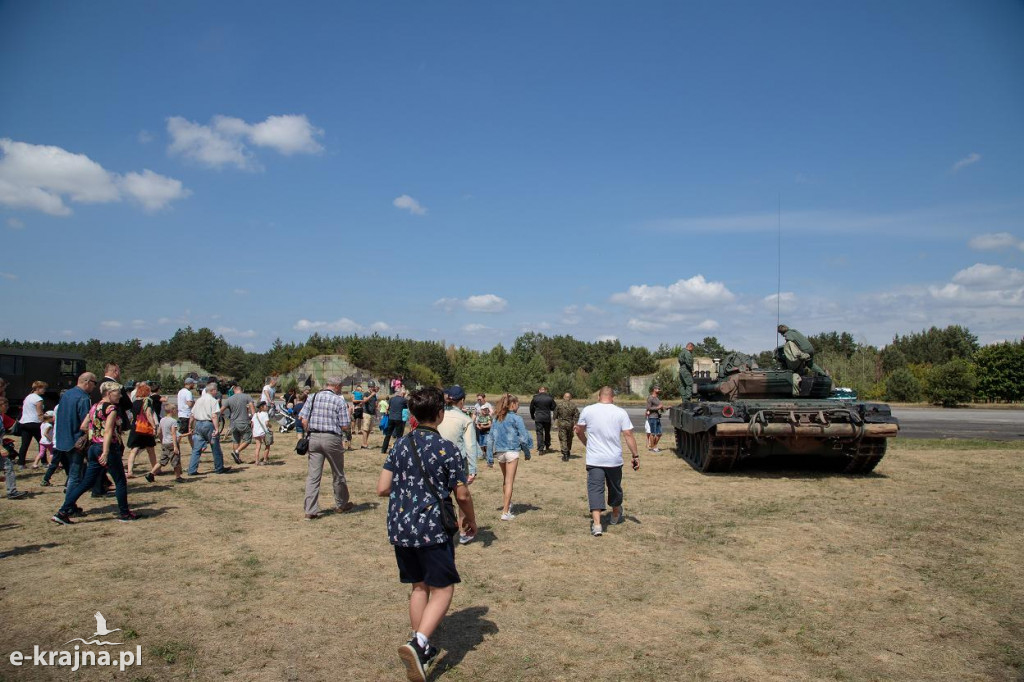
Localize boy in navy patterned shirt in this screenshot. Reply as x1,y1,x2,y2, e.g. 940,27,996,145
377,387,477,682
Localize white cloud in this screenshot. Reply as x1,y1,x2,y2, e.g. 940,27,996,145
435,294,507,314
59,329,73,336
951,152,981,173
464,294,507,313
137,130,153,144
610,275,735,311
627,318,666,333
100,320,122,328
462,323,490,333
697,319,720,331
393,194,427,216
0,138,188,215
6,217,24,229
369,321,391,332
0,271,17,280
119,169,190,211
596,335,618,343
969,232,1022,251
949,263,1024,289
233,288,249,295
131,319,147,328
215,326,257,338
293,318,363,332
561,305,581,325
166,114,323,170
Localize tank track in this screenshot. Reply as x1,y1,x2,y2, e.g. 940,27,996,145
841,437,887,474
675,429,740,473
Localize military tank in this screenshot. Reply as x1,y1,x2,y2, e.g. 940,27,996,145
669,364,898,474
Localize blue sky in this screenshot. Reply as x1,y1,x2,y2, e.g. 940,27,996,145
2,1,1022,353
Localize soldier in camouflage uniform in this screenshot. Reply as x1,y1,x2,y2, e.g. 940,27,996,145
775,325,825,376
553,392,580,462
678,342,696,400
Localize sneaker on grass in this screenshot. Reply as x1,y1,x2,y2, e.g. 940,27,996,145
591,522,603,536
397,639,439,682
610,509,625,525
117,511,140,522
7,490,27,499
458,533,475,545
500,512,515,521
51,512,74,525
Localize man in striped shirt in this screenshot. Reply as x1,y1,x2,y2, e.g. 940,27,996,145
299,376,354,520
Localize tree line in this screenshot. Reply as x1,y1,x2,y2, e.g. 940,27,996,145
3,324,1022,405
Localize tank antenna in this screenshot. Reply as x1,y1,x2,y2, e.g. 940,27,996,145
776,193,782,337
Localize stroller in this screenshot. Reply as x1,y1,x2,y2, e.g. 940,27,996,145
275,400,303,434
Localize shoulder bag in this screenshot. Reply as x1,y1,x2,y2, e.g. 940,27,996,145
294,391,317,456
409,431,459,539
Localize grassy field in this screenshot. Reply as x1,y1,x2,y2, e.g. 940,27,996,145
1,427,1022,681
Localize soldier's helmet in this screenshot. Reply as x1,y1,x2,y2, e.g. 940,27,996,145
777,324,788,334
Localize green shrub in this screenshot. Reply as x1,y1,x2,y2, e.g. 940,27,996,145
924,359,978,407
649,367,681,400
885,368,921,402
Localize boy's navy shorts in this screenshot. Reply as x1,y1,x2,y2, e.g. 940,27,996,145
394,542,461,588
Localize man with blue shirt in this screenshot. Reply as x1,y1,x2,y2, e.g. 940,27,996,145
41,373,96,509
377,386,477,682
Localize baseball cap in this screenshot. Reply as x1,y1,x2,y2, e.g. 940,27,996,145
444,385,466,401
184,377,196,384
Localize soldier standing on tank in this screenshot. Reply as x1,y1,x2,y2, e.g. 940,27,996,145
553,392,580,462
775,325,825,376
678,342,696,401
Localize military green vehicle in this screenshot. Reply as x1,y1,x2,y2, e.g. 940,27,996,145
670,366,898,474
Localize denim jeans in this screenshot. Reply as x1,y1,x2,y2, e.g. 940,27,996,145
380,420,405,454
43,448,85,486
188,420,225,474
2,454,16,495
60,443,129,516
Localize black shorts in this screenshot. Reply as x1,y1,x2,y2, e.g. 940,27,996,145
394,542,460,588
178,418,190,434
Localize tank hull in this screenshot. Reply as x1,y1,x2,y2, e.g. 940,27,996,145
669,397,899,474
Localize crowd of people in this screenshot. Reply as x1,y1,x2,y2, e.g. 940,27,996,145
2,366,647,682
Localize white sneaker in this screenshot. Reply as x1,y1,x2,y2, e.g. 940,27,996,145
500,512,515,521
458,533,475,545
591,523,603,536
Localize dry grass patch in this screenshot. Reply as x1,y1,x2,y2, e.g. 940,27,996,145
1,429,1022,681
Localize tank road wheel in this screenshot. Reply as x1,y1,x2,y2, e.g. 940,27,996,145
841,438,888,474
674,429,686,459
695,433,711,471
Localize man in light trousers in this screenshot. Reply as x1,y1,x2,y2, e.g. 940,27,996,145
299,376,355,520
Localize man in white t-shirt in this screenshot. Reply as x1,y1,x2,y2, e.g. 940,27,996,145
574,386,638,537
177,377,196,446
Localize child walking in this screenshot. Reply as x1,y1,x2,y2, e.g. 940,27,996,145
251,401,272,465
153,404,183,483
376,387,477,682
33,410,55,468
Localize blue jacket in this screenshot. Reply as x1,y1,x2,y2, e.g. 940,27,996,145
486,412,533,455
55,386,92,451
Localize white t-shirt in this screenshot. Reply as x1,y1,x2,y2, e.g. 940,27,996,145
473,401,493,416
20,393,43,424
261,384,275,405
577,402,634,468
251,412,269,438
177,388,194,419
40,422,53,444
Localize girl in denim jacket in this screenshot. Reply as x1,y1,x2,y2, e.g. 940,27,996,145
486,394,533,521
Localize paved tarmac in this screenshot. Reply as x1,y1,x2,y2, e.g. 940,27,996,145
519,405,1024,441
